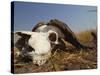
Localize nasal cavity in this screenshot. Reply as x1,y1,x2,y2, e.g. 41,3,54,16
28,46,35,52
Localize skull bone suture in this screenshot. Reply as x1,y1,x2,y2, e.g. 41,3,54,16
15,30,58,66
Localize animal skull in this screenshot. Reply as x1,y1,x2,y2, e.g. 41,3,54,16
15,30,58,66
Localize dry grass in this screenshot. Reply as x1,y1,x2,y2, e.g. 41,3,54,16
76,29,96,44
76,31,92,43
12,30,97,74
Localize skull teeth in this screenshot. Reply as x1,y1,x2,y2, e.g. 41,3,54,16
33,59,46,66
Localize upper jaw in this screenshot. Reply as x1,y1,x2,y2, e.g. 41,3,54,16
28,51,51,66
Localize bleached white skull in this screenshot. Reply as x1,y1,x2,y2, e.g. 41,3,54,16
15,30,58,66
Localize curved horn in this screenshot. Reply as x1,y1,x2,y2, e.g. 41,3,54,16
32,21,45,31
47,19,85,49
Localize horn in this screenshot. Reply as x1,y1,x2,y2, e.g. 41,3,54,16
47,19,86,49
32,21,45,31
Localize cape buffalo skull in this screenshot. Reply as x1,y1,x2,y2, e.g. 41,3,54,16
14,19,90,66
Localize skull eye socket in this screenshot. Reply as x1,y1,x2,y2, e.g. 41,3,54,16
48,33,57,42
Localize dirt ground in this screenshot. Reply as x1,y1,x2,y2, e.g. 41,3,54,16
12,30,97,74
